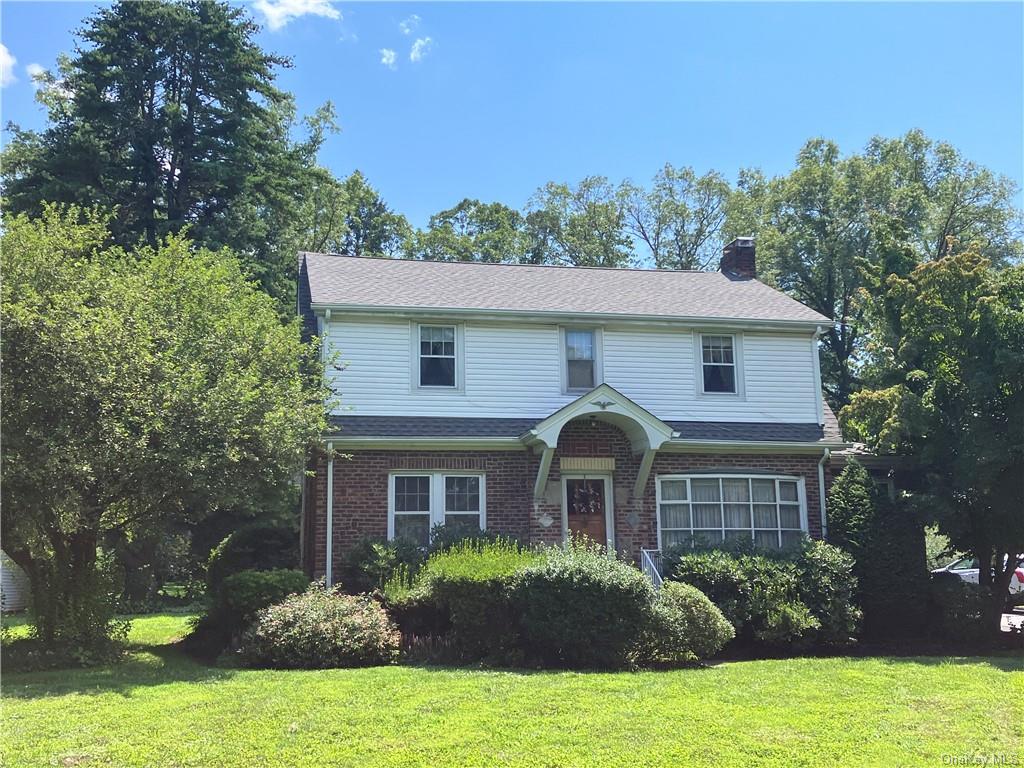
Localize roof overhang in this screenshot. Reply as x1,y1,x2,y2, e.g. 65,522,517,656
520,383,677,453
308,303,829,333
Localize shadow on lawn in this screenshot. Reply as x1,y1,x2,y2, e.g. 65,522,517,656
2,642,240,701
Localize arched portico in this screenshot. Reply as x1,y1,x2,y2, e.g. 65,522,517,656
520,384,677,504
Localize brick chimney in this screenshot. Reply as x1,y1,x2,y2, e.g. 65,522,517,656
720,237,756,279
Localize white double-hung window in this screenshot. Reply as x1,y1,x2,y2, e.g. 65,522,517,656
656,475,806,550
418,325,458,388
389,472,485,546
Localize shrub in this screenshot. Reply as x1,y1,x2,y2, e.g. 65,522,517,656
670,544,860,650
383,538,540,659
237,585,400,669
929,571,987,645
205,523,299,592
217,569,310,626
339,536,425,594
646,581,734,663
427,522,505,553
827,460,929,639
509,541,656,669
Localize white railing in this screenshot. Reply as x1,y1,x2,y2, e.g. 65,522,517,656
641,548,663,590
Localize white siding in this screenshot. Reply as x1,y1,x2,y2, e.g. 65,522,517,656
1,551,31,612
326,318,820,423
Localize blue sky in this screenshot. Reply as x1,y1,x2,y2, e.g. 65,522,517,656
2,1,1022,228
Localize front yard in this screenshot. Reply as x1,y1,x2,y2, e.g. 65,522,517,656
2,613,1022,767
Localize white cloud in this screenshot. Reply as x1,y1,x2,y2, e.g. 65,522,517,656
1,43,16,88
379,48,397,70
253,0,341,31
26,63,45,89
409,37,432,63
399,15,420,36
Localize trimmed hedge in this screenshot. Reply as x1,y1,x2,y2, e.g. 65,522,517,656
646,581,734,663
238,586,400,669
510,541,658,668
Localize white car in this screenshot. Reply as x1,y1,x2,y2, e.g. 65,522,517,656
932,554,1024,596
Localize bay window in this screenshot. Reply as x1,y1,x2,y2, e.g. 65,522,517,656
656,474,806,549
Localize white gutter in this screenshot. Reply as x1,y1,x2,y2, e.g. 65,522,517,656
325,441,334,587
818,448,830,539
309,303,828,333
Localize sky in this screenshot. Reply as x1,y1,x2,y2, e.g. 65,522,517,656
1,1,1022,228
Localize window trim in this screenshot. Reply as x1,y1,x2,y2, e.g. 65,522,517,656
559,326,603,394
387,471,486,542
695,332,744,398
654,473,808,550
412,323,464,391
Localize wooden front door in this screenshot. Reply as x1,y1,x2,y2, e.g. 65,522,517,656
564,476,609,544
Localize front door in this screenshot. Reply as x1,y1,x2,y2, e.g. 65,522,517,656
564,476,609,545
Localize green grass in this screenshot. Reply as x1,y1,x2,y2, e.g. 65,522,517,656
2,613,1022,768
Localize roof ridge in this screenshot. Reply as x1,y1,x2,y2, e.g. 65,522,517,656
300,251,710,276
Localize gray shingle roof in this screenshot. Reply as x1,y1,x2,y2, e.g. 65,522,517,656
329,407,844,445
300,253,830,325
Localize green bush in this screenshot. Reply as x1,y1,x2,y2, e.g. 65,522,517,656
929,571,987,644
384,538,539,659
828,460,929,639
670,543,859,650
646,581,734,663
510,541,657,669
237,585,400,669
205,523,299,592
339,536,426,594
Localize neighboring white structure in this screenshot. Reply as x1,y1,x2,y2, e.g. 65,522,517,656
1,550,31,612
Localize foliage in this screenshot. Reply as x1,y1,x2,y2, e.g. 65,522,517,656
645,581,734,664
928,573,988,646
620,164,731,270
509,541,657,668
339,536,426,594
726,130,1022,408
842,252,1024,636
0,207,327,660
205,523,300,592
330,170,412,258
407,198,530,263
215,569,309,628
0,0,341,309
524,177,634,267
669,543,860,649
237,585,400,669
924,525,963,571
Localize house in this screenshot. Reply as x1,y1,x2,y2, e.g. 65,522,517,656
1,550,31,612
298,238,848,584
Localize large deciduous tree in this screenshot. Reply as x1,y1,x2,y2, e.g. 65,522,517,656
525,176,633,267
727,131,1022,409
0,207,328,659
620,164,730,270
841,251,1024,637
407,198,529,263
0,0,334,309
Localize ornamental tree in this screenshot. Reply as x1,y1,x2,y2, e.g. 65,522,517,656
0,207,328,658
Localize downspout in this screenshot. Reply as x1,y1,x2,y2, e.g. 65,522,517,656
326,441,334,587
818,448,830,540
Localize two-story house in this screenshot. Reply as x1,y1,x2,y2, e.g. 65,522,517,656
298,238,847,584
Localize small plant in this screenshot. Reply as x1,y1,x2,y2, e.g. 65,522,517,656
237,585,400,669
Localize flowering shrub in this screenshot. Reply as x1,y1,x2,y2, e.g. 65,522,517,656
237,585,400,669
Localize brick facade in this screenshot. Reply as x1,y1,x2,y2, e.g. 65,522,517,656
304,418,829,580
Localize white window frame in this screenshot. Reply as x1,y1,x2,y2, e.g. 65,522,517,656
412,323,464,391
560,326,603,394
387,471,486,542
655,473,808,550
695,332,744,398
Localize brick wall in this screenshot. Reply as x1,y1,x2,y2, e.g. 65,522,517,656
305,418,828,579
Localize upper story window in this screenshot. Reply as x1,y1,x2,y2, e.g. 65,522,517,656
656,474,806,550
563,328,600,392
700,334,737,394
419,325,457,387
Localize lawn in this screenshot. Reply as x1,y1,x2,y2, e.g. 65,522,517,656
2,613,1022,768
